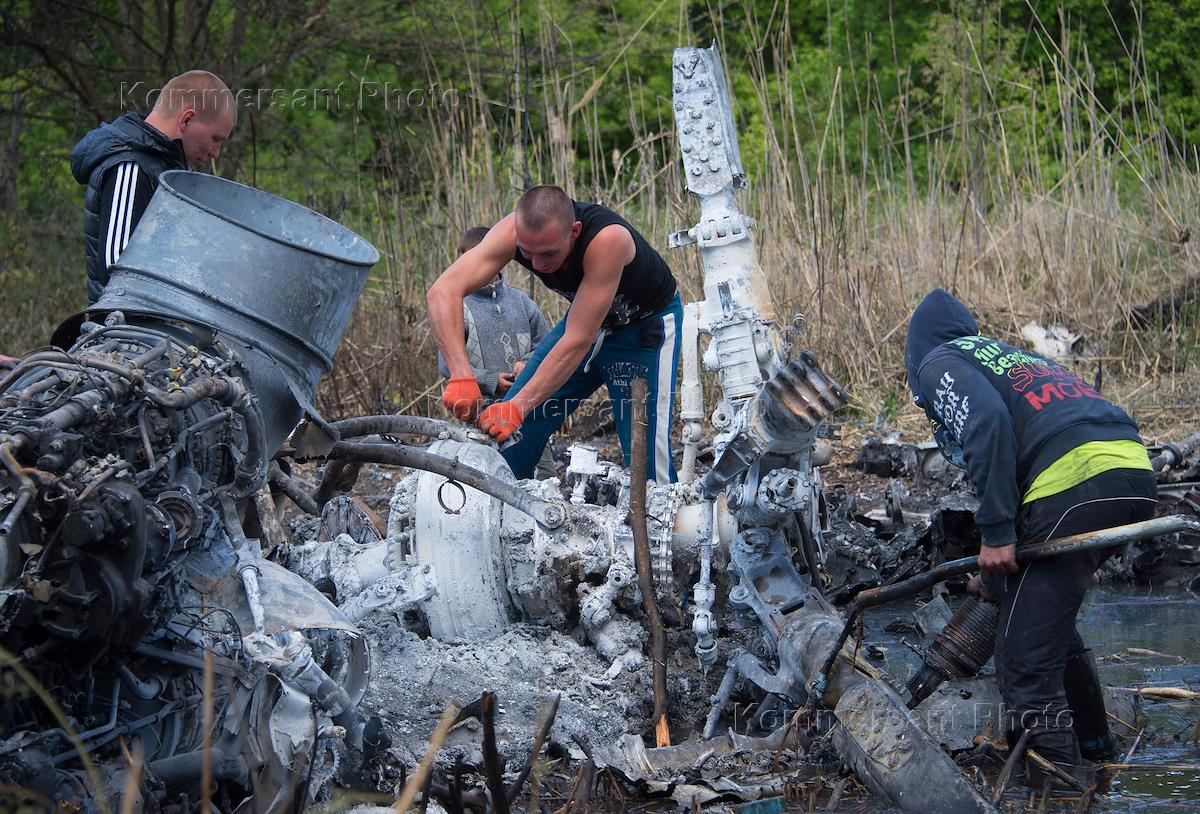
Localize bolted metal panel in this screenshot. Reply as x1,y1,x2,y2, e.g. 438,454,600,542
673,44,744,195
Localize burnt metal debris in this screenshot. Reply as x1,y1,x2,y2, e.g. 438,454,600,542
0,170,377,811
3,46,1199,814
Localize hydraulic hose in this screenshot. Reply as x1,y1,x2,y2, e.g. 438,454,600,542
324,441,567,529
268,462,321,516
329,415,466,441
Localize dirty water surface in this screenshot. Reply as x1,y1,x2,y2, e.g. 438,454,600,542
864,586,1200,813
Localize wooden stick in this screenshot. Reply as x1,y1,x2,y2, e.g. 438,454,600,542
506,692,561,803
992,728,1032,804
1122,728,1145,762
480,692,511,814
394,703,460,813
1074,784,1097,814
628,377,670,746
118,738,145,814
201,649,214,814
1025,748,1088,793
1112,686,1199,701
565,759,595,814
1096,762,1200,771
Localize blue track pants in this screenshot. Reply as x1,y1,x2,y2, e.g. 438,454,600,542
500,293,682,482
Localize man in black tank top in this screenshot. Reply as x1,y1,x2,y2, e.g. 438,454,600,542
427,185,682,482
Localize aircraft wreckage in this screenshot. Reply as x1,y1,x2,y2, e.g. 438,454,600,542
2,45,1198,813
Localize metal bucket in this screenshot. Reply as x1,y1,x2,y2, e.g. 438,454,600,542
58,171,379,450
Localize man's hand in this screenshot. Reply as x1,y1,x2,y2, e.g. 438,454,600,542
479,402,523,442
512,361,526,376
496,371,516,396
978,543,1018,576
442,376,483,421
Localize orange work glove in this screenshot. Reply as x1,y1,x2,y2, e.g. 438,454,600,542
442,376,483,421
478,401,524,443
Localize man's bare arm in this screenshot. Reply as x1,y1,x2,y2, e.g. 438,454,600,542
427,215,517,378
507,224,633,414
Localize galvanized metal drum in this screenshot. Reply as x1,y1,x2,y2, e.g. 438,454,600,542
58,171,378,450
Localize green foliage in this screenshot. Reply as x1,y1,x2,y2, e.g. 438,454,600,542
0,0,1196,412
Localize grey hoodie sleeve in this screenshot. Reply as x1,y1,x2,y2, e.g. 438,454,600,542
474,368,500,398
524,297,551,360
438,351,499,397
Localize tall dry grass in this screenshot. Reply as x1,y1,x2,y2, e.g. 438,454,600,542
319,5,1199,439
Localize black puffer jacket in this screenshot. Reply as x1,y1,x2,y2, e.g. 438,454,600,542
71,112,186,303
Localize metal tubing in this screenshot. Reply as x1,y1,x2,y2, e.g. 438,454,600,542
324,441,567,529
143,377,243,410
117,664,163,700
133,643,237,677
240,566,266,633
702,652,743,738
691,499,718,671
145,377,266,496
679,302,704,484
813,514,1200,700
1151,430,1200,471
147,747,246,786
219,494,267,632
853,514,1200,611
0,440,36,537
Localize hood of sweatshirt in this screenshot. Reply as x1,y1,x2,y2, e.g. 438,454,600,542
904,288,979,397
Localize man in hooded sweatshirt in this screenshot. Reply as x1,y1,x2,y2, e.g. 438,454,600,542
71,70,236,304
904,288,1157,788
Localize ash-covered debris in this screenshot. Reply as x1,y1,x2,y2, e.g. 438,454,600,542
0,173,383,811
276,416,1199,811
360,621,639,767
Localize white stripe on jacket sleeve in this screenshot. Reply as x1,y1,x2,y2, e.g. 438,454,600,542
105,163,140,268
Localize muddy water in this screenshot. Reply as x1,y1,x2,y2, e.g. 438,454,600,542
866,587,1200,812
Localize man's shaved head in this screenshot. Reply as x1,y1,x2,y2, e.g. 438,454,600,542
145,70,237,169
515,186,574,234
153,70,236,123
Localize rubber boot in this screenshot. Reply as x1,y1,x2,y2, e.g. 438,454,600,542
1064,649,1118,763
1024,728,1094,792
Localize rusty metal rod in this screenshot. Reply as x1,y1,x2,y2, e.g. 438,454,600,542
811,514,1200,701
629,378,670,746
506,692,561,803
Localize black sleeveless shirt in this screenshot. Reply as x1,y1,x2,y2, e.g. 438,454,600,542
513,201,676,329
